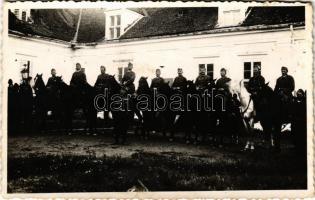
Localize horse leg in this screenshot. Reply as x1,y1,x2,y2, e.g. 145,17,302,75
273,120,282,152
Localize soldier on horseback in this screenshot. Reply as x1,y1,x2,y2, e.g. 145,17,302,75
216,68,231,94
150,68,165,91
172,68,187,92
274,66,295,99
95,66,111,89
274,66,295,122
121,62,136,94
195,66,211,91
46,68,58,89
70,63,87,88
247,65,265,95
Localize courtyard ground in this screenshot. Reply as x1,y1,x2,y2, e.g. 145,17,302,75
8,130,307,193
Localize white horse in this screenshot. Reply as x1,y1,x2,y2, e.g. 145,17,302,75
229,79,256,151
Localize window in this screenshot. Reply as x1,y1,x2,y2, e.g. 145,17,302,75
116,27,121,38
21,11,27,21
244,62,251,79
110,28,114,39
117,67,128,82
118,67,123,82
199,63,214,79
243,61,262,80
206,64,214,79
223,9,241,26
109,15,121,39
14,9,19,17
110,16,115,26
116,15,121,26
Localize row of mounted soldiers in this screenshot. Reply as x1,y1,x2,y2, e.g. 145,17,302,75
40,62,295,98
8,62,306,150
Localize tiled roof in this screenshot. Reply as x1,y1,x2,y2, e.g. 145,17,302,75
8,6,305,43
242,6,305,26
9,9,105,43
120,7,218,39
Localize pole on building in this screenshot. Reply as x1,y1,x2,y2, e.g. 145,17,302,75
72,9,83,44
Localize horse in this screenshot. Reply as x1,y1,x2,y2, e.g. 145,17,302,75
151,81,176,140
33,74,48,132
52,77,97,135
290,89,307,155
135,77,154,140
18,77,34,134
108,75,134,144
8,80,21,135
245,82,282,151
230,79,255,151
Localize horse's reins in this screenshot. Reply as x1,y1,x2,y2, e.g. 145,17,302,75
241,96,252,116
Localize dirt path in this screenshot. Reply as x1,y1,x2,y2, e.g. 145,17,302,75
8,132,237,160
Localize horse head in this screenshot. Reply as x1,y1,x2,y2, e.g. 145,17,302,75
33,73,45,91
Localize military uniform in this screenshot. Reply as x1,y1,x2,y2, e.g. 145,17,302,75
150,77,165,91
274,75,295,97
172,75,187,91
70,70,87,87
95,73,111,87
247,75,265,94
216,77,231,91
46,76,58,89
195,74,211,91
122,70,136,94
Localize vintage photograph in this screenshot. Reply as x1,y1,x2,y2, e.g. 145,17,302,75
2,1,313,197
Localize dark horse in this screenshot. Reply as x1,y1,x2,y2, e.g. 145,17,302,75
58,78,97,135
135,77,154,139
251,83,282,151
34,76,97,134
33,74,48,132
106,75,134,144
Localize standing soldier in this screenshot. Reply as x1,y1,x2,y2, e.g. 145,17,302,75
216,68,231,92
195,66,211,91
121,62,136,94
247,65,265,94
172,68,187,92
150,68,165,91
70,63,87,88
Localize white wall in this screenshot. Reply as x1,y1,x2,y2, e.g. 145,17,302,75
76,27,309,90
3,36,74,85
4,27,309,92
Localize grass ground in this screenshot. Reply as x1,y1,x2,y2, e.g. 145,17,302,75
8,131,307,193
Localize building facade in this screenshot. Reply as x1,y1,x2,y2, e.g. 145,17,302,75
4,5,310,92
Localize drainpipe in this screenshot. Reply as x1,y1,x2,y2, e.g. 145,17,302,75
290,24,294,44
71,9,83,47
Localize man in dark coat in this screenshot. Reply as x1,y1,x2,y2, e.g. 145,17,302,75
121,62,136,94
274,66,295,98
172,68,187,91
150,68,165,91
70,63,87,88
274,66,295,123
248,65,265,94
46,68,58,90
94,65,111,88
216,68,231,92
195,67,211,91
